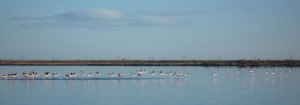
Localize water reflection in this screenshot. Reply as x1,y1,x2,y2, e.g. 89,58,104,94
7,80,17,85
65,80,94,89
42,80,48,87
95,80,99,89
60,79,187,89
135,79,145,88
271,78,275,88
174,78,186,87
134,79,186,88
250,77,254,85
212,78,217,88
24,80,37,87
81,80,91,88
66,80,73,88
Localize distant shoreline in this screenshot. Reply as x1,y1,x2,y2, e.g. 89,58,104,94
0,60,299,67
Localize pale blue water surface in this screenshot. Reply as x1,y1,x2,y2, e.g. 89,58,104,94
0,66,299,105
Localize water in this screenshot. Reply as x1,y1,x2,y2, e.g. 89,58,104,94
1,66,300,105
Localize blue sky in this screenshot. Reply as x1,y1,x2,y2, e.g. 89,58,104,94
0,0,300,60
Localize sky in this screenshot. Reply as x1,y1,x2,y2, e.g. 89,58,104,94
0,0,300,60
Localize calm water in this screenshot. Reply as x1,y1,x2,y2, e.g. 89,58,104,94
1,66,300,105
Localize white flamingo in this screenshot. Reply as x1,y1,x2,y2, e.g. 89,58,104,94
211,72,218,77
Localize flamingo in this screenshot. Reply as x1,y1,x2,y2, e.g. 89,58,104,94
211,72,218,77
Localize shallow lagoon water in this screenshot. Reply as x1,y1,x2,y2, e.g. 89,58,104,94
1,66,300,105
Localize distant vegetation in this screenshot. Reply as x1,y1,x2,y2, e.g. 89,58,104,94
0,59,299,67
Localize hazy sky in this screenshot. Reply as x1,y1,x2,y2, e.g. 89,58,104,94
0,0,299,60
